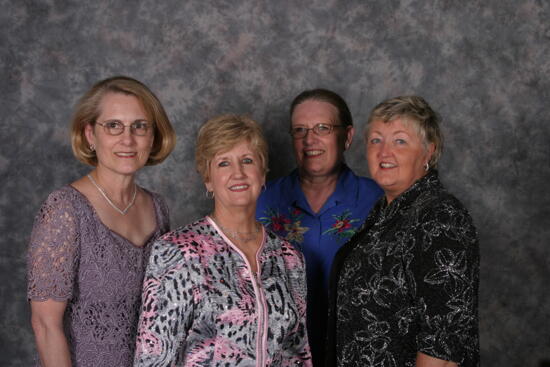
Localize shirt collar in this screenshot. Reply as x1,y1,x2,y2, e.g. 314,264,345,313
379,169,442,220
331,165,358,206
288,164,359,214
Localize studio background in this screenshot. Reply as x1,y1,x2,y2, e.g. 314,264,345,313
1,1,548,366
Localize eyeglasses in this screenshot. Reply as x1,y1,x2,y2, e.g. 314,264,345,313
289,123,344,138
96,120,153,136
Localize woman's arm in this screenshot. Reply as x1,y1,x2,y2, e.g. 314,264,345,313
31,300,71,367
416,351,458,367
280,242,313,366
27,189,79,366
412,198,480,365
134,237,193,367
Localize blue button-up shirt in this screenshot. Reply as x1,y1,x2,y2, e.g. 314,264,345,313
256,165,382,364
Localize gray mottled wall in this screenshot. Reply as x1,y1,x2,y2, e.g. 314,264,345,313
1,1,549,366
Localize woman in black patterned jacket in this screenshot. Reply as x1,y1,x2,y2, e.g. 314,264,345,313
326,96,479,367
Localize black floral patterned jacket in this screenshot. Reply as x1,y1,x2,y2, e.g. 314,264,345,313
326,170,480,367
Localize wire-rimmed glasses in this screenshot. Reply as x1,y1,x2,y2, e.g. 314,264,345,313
96,120,153,136
289,123,344,139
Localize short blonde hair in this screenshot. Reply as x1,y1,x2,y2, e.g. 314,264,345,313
195,114,268,183
365,95,443,167
71,76,176,166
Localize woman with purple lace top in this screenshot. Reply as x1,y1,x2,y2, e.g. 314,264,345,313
27,76,176,367
134,115,312,366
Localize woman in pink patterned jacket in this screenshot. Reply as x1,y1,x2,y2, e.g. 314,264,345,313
134,114,312,367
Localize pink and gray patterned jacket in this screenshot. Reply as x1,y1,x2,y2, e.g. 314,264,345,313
134,216,312,367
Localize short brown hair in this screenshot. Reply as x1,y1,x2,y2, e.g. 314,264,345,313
365,95,443,167
195,114,268,183
71,76,176,166
290,88,353,127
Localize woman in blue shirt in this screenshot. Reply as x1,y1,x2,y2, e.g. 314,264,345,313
256,89,382,366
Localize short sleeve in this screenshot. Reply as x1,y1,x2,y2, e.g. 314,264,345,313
412,199,480,365
27,189,79,302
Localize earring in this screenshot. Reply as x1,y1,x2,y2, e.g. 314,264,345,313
89,144,95,152
424,162,430,171
205,190,214,199
345,142,350,149
262,184,267,192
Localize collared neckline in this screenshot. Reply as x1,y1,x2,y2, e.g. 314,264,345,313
288,165,359,216
378,169,442,221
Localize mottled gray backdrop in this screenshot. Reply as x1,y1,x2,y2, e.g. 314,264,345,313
1,1,549,366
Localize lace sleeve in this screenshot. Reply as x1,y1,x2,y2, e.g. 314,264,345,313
153,192,170,234
27,189,79,302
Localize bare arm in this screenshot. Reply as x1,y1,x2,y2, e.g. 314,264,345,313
416,352,458,367
31,300,71,367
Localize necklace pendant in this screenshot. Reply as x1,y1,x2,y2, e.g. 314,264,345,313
87,174,137,216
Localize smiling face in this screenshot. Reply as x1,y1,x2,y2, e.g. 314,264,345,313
85,92,154,178
291,99,354,180
205,140,265,213
366,117,434,203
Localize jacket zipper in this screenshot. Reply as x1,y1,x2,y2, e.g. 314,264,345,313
207,217,268,366
252,269,267,366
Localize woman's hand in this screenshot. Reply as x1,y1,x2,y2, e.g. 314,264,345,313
416,352,458,367
31,300,72,367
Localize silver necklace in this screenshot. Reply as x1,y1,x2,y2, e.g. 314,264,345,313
211,215,261,242
87,174,137,215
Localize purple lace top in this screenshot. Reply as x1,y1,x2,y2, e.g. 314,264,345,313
27,185,170,367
